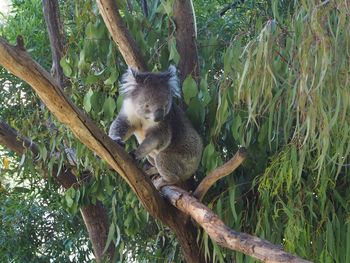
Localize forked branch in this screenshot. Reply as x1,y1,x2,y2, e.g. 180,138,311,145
194,147,247,201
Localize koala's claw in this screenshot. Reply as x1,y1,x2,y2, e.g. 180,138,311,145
129,149,141,160
111,136,125,148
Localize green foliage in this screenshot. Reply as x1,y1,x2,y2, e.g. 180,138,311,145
1,0,350,262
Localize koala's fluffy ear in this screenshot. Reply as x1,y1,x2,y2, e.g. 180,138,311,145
120,67,139,94
167,65,181,98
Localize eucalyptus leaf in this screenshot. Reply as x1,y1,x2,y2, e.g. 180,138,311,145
182,75,198,105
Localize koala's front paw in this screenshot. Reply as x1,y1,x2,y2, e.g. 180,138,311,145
111,136,125,148
129,149,141,160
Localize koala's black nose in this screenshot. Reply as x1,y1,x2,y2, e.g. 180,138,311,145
153,109,164,122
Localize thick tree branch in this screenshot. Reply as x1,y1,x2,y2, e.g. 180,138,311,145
194,147,247,201
0,38,311,263
96,0,147,71
0,121,38,156
162,186,312,263
0,121,114,260
173,0,200,83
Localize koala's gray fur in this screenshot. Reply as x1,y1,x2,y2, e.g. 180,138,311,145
109,66,203,188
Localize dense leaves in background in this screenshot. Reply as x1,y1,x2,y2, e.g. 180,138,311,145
0,0,349,262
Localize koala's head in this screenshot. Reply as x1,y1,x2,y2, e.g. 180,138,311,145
120,66,180,122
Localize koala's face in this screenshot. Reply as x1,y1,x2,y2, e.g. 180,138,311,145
132,80,172,122
121,67,180,123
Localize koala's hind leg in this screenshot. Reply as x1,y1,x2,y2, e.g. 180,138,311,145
153,155,184,189
146,155,156,166
145,166,158,176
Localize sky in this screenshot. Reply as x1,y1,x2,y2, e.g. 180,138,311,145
0,0,11,19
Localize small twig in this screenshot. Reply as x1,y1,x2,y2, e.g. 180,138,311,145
193,147,247,201
16,35,26,51
219,0,245,17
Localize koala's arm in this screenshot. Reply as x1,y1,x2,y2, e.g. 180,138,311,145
133,125,171,160
108,112,134,142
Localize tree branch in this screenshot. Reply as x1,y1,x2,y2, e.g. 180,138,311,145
162,186,312,263
42,0,67,88
96,0,147,71
173,0,200,83
0,121,39,156
194,147,247,201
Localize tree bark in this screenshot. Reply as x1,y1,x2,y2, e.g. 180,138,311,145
96,0,147,71
0,39,311,263
80,202,115,261
0,121,114,261
173,0,200,83
42,0,67,88
162,186,312,263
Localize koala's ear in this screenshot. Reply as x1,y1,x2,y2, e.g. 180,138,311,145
167,65,181,98
120,67,139,94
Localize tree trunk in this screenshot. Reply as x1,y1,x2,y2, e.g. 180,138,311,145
173,0,200,83
80,202,115,261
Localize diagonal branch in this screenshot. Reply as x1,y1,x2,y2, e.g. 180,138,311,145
96,0,147,71
162,186,312,263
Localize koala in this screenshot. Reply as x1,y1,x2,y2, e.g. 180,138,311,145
109,66,203,189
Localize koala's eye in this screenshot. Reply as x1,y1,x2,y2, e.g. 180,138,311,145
145,104,149,108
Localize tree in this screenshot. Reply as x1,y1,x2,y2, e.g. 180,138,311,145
0,0,349,262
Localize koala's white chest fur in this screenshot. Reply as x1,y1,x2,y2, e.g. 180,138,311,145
123,98,158,143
